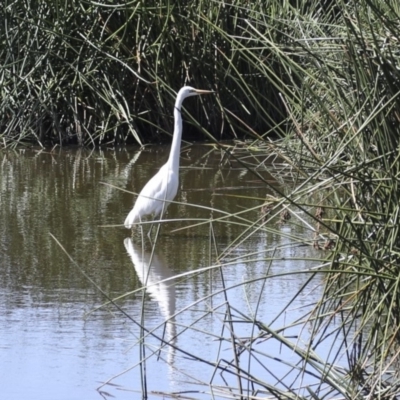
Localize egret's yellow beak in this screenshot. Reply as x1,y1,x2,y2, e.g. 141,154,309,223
194,89,214,95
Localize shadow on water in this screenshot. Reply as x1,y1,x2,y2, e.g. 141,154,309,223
0,146,336,399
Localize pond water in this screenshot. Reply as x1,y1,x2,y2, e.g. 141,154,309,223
0,145,337,399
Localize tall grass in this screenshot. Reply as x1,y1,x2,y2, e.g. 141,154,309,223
212,0,400,397
1,0,287,147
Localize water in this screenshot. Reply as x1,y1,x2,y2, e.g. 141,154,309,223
0,146,335,399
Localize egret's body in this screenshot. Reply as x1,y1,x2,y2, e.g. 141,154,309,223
124,86,213,230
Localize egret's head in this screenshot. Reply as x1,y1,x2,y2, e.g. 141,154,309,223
176,86,214,105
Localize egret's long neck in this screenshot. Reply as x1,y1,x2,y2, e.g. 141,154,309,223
168,102,183,172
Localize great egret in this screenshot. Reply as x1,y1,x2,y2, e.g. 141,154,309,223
124,86,213,231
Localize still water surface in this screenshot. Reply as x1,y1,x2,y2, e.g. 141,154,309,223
0,145,329,399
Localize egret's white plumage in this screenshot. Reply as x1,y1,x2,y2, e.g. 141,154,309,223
124,86,213,230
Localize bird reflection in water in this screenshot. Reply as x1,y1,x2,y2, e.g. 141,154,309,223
124,238,177,365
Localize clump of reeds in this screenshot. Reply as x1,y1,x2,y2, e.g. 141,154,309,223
1,0,288,147
220,0,400,397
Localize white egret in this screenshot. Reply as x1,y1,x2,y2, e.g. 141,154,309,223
124,86,213,232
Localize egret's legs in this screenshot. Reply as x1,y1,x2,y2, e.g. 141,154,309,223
147,223,154,240
130,218,159,246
